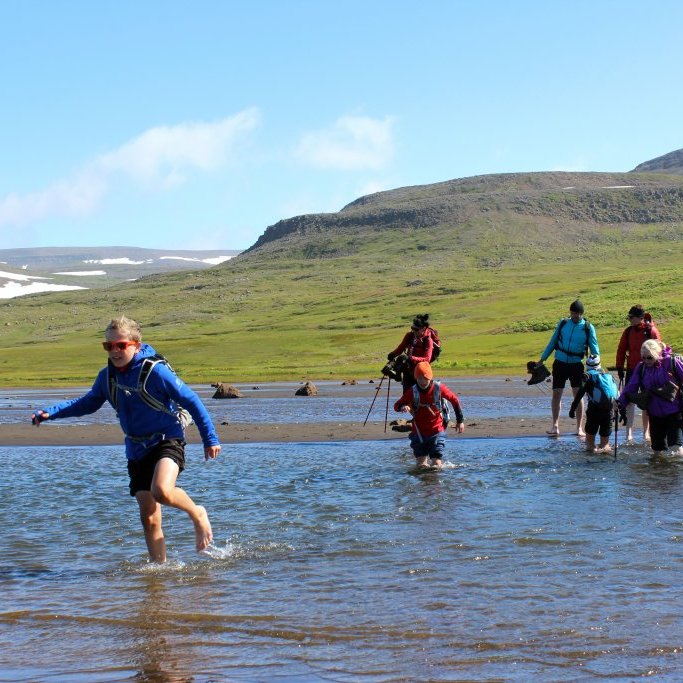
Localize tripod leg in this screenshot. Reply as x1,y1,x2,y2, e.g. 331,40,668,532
363,376,385,426
384,377,392,433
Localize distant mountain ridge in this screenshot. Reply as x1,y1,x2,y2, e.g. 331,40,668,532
246,170,683,257
631,148,683,175
0,246,240,299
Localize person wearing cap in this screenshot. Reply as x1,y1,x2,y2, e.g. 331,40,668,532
568,355,618,453
537,299,600,437
387,313,435,391
393,361,464,469
615,305,661,443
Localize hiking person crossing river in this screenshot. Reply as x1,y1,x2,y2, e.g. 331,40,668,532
618,339,683,459
615,304,661,443
536,299,600,438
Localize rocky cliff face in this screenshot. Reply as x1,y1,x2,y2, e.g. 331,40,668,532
245,171,683,254
631,148,683,174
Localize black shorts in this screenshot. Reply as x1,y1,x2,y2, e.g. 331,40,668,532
127,438,186,497
584,403,612,437
552,360,584,390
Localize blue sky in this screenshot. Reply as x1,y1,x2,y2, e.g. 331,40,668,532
1,0,682,251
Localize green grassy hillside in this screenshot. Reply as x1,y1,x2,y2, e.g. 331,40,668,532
3,172,683,386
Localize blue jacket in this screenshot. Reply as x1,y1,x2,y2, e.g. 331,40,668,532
541,318,599,364
38,344,220,460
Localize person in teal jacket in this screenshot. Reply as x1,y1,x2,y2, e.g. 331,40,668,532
31,315,221,563
536,299,600,437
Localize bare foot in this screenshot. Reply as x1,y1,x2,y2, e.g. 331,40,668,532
576,430,586,437
193,506,213,552
546,429,560,437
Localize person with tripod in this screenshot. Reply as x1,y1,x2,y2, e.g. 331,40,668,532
387,313,436,392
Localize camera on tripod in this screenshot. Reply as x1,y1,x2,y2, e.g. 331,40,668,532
381,353,410,382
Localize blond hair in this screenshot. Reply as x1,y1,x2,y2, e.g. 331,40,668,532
641,338,666,361
105,315,142,342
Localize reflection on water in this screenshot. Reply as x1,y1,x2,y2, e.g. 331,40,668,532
2,435,683,681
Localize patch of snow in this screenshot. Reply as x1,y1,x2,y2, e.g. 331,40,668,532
0,281,86,299
562,186,575,190
0,269,48,282
202,255,235,265
600,185,635,189
21,265,28,270
83,258,151,265
159,255,235,265
53,270,107,276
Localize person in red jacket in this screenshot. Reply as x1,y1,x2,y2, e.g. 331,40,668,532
387,313,435,391
615,305,661,442
394,362,464,469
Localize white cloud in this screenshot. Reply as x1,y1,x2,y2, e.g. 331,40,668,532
295,115,395,170
0,108,261,229
98,109,261,187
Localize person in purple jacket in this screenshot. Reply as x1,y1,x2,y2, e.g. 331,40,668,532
31,315,221,563
617,339,683,457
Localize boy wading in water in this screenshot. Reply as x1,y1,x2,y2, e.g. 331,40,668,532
31,315,221,563
394,361,464,469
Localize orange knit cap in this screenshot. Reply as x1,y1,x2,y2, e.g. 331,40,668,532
414,361,433,380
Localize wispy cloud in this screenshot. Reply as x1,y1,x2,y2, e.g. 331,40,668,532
295,115,395,170
99,110,260,187
0,108,261,229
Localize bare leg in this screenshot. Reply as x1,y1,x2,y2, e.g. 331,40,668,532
136,491,166,563
415,456,429,468
151,458,213,552
548,388,563,435
598,435,612,453
642,409,651,443
625,403,635,442
571,386,585,436
585,434,596,452
431,458,443,469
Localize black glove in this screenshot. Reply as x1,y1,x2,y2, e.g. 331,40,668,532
618,408,627,426
387,352,396,361
31,410,48,425
617,368,625,382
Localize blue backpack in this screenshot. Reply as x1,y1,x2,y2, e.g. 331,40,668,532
587,370,618,408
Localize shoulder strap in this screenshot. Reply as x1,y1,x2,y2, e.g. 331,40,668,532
137,358,169,412
433,380,441,404
107,365,118,410
107,355,175,416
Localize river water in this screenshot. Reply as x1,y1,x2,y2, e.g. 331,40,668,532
2,384,683,681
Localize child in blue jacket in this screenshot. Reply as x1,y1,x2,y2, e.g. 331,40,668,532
31,315,221,563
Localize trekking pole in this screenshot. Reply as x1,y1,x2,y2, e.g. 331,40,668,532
363,375,385,427
613,404,618,461
384,377,392,433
